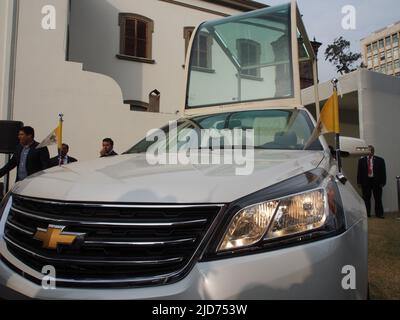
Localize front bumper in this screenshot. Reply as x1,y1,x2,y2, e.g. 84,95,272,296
0,219,367,300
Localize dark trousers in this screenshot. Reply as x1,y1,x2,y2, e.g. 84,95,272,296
361,178,384,217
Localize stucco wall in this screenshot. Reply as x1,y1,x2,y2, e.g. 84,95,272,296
358,70,400,212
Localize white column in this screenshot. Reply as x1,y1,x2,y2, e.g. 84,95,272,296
0,0,16,121
0,0,18,174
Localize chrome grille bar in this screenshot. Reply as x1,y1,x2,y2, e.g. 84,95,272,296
84,238,196,247
4,236,184,266
13,195,225,208
6,221,34,236
11,206,208,227
6,217,197,247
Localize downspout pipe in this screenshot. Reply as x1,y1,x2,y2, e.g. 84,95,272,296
3,0,19,193
7,0,19,121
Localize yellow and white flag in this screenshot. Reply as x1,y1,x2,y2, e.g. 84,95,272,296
37,122,62,149
305,89,340,148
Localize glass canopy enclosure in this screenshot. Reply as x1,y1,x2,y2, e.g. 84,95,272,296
185,2,316,111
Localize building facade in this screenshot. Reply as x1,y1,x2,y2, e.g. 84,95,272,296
361,21,400,77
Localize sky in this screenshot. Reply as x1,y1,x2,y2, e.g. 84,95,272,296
256,0,400,81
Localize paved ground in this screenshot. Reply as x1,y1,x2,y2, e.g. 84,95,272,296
368,212,400,300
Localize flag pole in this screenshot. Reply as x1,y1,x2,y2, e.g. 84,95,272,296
58,113,64,166
331,79,342,173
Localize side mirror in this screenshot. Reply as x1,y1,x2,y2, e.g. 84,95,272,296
339,137,369,156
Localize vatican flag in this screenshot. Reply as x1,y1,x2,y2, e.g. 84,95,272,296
318,88,340,134
37,117,63,149
305,89,340,149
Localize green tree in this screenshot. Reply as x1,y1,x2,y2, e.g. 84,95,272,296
325,37,362,75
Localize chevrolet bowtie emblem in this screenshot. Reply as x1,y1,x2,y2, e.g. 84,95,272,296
34,225,84,250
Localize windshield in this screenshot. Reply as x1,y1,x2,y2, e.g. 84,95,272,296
186,3,293,108
126,109,322,154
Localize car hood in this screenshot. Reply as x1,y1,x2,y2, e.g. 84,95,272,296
13,150,326,204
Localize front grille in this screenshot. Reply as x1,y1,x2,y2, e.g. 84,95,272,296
3,195,222,288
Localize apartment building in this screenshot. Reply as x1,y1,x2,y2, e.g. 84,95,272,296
361,21,400,77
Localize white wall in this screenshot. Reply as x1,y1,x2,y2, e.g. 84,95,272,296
0,0,14,121
358,70,400,212
11,0,176,172
68,0,244,114
0,0,15,172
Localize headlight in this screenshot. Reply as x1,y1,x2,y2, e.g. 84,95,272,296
218,200,279,251
202,169,345,259
218,189,327,251
266,189,327,240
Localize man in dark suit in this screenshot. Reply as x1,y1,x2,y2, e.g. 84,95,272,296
0,126,50,182
357,145,386,218
48,143,78,168
100,138,118,158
